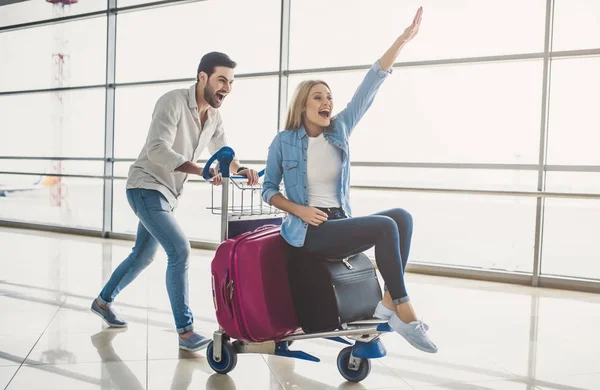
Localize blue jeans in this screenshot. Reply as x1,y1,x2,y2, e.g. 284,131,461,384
98,189,194,333
300,208,413,304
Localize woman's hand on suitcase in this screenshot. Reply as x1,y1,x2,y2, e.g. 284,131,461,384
298,206,328,226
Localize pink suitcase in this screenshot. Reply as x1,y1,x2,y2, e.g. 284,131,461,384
211,225,300,342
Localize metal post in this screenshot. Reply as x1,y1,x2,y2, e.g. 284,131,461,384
102,0,117,237
220,179,230,242
532,0,555,287
276,0,291,132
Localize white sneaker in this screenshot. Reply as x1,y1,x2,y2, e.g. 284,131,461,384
389,314,437,353
374,301,429,331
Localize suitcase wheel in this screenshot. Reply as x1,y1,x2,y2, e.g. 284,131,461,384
207,340,238,375
336,346,371,383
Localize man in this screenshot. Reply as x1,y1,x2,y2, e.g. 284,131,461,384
91,52,258,351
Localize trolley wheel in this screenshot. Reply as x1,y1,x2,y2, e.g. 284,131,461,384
207,341,238,375
336,346,371,383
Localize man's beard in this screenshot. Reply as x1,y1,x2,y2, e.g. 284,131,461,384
204,85,219,108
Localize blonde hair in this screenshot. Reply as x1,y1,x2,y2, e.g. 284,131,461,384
284,80,331,130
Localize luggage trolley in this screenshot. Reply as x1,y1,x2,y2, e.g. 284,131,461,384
202,147,392,383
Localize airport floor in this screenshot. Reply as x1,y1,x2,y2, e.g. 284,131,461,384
1,226,600,390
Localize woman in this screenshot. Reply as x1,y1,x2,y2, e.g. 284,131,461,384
261,8,436,353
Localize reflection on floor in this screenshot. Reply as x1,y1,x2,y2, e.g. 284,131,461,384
1,227,600,389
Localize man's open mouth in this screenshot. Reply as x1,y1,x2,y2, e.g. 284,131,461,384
214,92,226,105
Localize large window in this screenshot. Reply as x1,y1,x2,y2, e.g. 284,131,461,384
0,18,107,92
0,12,107,230
541,172,600,280
350,167,537,192
541,198,600,280
2,0,600,289
0,175,103,230
0,160,103,177
0,89,106,158
289,0,547,70
114,77,279,160
351,189,537,273
0,1,105,27
546,57,600,165
289,60,544,164
552,0,600,51
114,82,191,160
116,0,281,83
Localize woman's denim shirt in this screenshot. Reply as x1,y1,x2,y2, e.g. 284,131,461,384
262,60,392,247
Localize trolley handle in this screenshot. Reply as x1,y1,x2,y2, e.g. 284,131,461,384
202,146,235,180
202,147,266,181
231,169,266,180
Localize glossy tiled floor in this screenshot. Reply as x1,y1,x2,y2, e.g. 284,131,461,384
1,227,600,390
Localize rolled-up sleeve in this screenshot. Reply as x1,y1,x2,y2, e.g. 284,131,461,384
261,133,283,205
335,60,392,136
145,95,187,172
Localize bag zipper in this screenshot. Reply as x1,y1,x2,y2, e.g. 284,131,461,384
331,268,376,284
342,258,353,270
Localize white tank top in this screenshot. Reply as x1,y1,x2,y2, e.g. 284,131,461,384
306,133,342,208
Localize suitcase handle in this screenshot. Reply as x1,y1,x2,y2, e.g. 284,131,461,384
252,224,279,232
232,224,279,241
220,269,234,319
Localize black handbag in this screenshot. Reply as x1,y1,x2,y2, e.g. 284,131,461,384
286,251,382,333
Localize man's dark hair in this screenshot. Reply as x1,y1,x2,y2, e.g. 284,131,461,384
196,52,237,82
